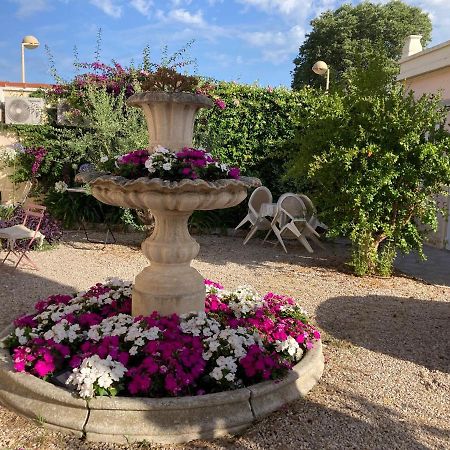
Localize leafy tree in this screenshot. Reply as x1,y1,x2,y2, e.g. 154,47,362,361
288,59,450,276
292,0,432,89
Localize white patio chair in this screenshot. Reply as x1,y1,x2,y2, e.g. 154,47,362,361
264,193,318,253
296,194,327,249
297,194,328,231
235,186,273,245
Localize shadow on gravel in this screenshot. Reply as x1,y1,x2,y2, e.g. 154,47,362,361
0,262,75,329
183,385,443,450
316,295,450,373
196,235,349,273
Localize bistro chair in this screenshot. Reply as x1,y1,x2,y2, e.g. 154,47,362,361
296,194,327,249
0,203,46,270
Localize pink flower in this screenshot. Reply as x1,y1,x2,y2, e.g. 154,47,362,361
204,280,224,289
214,98,226,110
14,314,37,328
164,373,178,394
34,359,55,377
128,373,151,395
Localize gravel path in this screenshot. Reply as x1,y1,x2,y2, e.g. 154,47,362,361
0,232,449,450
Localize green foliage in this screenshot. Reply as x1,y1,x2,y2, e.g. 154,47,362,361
292,0,432,89
44,189,143,230
9,125,81,189
195,82,312,197
289,61,450,275
0,204,15,220
6,81,316,230
63,84,148,167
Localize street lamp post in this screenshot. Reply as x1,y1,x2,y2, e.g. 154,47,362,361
21,35,40,83
312,60,330,91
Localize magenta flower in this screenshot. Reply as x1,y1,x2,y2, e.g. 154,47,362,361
228,167,240,179
214,98,226,110
34,359,55,377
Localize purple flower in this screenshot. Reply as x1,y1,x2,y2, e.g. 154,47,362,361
14,314,37,328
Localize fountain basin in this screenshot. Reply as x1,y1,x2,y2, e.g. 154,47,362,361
0,327,324,444
76,173,260,211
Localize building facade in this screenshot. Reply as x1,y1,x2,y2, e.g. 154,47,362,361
398,37,450,250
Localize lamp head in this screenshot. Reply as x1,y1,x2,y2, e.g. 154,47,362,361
312,60,328,76
22,35,39,49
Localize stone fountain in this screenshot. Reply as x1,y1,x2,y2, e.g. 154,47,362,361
0,89,324,444
79,91,260,317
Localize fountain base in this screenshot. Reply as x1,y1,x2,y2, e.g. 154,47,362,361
0,328,324,444
132,264,205,316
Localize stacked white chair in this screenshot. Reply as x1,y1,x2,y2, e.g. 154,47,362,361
264,193,320,253
235,186,273,245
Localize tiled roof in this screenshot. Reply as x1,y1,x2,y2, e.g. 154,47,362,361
0,81,53,89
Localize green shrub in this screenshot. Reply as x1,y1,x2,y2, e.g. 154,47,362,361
288,60,450,275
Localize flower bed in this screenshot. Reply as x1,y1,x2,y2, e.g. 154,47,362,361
2,279,320,399
99,145,240,182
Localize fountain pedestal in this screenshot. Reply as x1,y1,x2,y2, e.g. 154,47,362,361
134,209,204,316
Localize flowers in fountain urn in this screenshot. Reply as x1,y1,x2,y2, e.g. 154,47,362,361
102,145,241,182
2,278,320,399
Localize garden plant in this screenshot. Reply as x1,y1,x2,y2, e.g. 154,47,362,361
288,59,450,275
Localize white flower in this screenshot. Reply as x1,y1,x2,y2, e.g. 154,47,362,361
162,162,172,171
210,367,224,380
66,355,127,398
15,327,28,345
100,155,109,163
43,319,81,343
0,145,17,162
144,158,156,173
225,373,235,382
275,336,304,360
154,145,169,154
54,181,68,193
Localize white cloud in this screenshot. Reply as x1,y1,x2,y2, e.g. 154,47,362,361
11,0,48,17
238,0,307,16
170,0,192,6
240,25,305,64
90,0,122,18
167,8,206,26
130,0,153,16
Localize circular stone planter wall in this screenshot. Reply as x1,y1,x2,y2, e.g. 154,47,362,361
0,326,324,444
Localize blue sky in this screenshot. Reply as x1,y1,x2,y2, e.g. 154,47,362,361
1,0,449,87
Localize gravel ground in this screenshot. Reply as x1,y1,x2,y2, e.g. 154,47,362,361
0,232,449,450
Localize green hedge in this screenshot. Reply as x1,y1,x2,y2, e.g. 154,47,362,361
195,82,313,197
